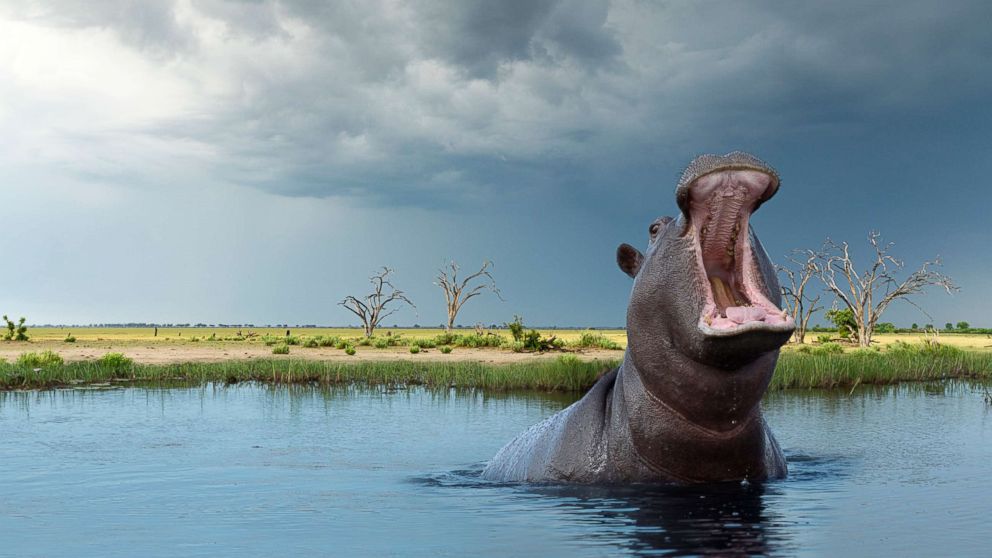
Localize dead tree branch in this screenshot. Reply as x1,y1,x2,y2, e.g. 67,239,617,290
776,249,823,343
434,260,503,332
810,231,957,347
339,267,416,338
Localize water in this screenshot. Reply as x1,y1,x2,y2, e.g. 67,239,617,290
1,382,989,557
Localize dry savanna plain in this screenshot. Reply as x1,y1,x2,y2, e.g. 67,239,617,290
3,327,991,365
1,327,628,365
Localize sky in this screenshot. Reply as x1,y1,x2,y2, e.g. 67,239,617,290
1,0,990,328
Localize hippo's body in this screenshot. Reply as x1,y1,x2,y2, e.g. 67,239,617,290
483,152,795,484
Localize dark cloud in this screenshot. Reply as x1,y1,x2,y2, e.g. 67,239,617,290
3,0,991,209
408,0,619,78
413,0,559,77
3,0,992,326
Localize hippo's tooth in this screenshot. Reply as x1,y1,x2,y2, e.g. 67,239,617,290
709,276,736,311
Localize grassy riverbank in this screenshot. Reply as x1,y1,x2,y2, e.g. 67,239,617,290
0,354,614,392
1,342,991,392
770,343,992,390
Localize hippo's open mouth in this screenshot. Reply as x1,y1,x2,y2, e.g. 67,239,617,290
687,169,795,335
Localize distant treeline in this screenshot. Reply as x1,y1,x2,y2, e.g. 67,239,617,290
809,324,992,335
29,322,626,330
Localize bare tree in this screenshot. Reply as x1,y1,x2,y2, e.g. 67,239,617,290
434,260,503,332
339,267,416,338
776,250,823,344
810,231,957,347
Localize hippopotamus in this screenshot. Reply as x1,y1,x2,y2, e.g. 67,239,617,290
483,152,795,484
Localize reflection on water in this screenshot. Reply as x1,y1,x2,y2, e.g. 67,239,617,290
534,482,777,556
0,381,989,557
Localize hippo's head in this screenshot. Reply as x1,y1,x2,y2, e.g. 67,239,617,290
616,152,794,422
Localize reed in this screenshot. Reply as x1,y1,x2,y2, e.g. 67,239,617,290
771,343,992,390
2,342,990,392
0,354,616,392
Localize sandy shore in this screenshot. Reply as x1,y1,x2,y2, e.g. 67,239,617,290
0,343,623,365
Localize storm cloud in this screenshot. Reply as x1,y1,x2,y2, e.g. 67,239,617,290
1,1,990,326
4,0,990,206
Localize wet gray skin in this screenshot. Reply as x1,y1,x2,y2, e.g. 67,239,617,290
482,152,795,484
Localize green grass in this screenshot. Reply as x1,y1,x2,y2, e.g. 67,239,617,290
569,331,623,350
98,352,134,368
16,350,64,368
771,342,992,389
0,354,614,392
2,342,990,393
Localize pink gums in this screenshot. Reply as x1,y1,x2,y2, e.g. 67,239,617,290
689,170,791,331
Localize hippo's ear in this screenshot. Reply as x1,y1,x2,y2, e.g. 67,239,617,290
616,243,643,279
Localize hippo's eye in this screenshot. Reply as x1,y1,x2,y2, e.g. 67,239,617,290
649,223,661,236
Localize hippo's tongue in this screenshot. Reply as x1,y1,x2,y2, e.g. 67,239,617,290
725,306,767,324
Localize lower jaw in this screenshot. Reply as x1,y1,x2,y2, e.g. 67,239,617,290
698,318,795,337
704,304,790,331
681,324,794,371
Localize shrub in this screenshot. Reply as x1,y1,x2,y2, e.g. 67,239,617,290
356,337,373,347
440,346,452,354
373,338,389,349
434,333,458,346
318,336,341,347
335,340,349,350
523,329,542,349
3,315,29,341
285,336,301,346
826,308,857,340
17,350,63,368
409,345,420,354
571,331,622,350
507,315,525,342
272,344,290,355
510,341,525,353
345,346,356,356
451,334,504,348
64,334,77,343
262,336,280,346
303,338,319,348
99,352,134,368
518,329,563,351
816,334,832,344
795,345,812,354
383,334,405,347
412,338,436,349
